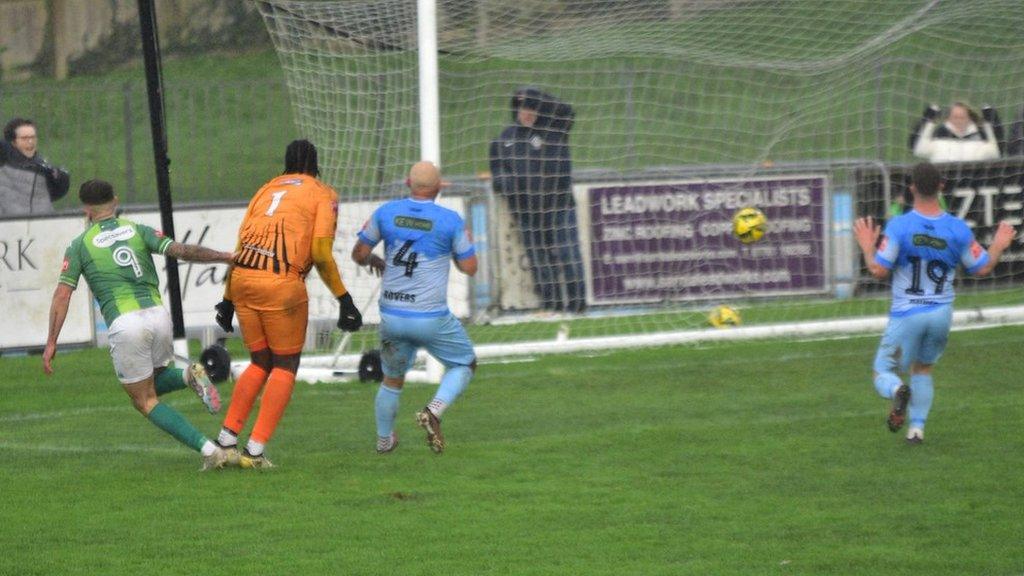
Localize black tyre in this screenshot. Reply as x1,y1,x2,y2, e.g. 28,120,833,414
358,349,383,382
199,344,232,383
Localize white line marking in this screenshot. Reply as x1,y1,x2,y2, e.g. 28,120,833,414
303,380,434,394
0,405,127,423
0,441,180,455
0,397,201,423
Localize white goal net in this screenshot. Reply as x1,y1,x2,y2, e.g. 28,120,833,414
253,0,1024,376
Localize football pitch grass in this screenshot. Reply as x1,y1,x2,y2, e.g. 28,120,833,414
2,326,1023,575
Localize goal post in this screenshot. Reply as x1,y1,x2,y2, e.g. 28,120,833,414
252,0,1024,381
416,0,440,165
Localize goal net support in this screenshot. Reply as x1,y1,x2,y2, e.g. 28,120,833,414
252,0,1024,381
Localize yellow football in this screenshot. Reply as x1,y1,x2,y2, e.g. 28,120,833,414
732,207,767,244
708,305,741,328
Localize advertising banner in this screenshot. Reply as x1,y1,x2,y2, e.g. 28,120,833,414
856,160,1024,282
1,197,469,350
581,175,829,304
0,216,95,349
130,198,470,328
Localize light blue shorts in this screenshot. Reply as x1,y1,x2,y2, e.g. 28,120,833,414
874,305,953,374
379,312,476,378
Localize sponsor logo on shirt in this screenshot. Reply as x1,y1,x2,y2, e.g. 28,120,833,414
92,225,136,248
241,243,276,258
394,216,433,231
61,257,69,272
383,289,416,302
912,234,948,249
878,236,888,252
970,241,983,259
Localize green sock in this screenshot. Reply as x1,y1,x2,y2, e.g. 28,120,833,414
147,403,207,452
154,367,187,396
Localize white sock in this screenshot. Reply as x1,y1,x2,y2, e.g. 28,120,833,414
200,441,218,457
427,398,448,418
217,428,238,447
246,439,265,457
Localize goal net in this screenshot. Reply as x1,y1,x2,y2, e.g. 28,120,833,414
253,0,1024,378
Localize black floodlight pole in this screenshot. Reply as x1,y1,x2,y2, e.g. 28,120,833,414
137,0,186,342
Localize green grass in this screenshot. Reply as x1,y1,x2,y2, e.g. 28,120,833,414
2,325,1023,575
296,286,1024,353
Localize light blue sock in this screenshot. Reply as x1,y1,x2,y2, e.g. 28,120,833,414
375,384,402,438
874,372,902,399
427,365,472,418
908,373,934,430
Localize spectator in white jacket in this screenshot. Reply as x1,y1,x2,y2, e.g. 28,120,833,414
910,102,1001,163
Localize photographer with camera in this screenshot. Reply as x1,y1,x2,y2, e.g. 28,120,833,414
908,102,1002,163
0,118,70,216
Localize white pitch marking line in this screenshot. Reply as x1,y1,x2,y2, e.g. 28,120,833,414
0,441,180,455
0,405,127,423
0,397,201,424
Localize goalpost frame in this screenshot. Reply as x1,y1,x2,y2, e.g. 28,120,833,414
417,0,441,166
249,1,1024,384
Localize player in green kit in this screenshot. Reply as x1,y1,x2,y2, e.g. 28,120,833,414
43,180,236,470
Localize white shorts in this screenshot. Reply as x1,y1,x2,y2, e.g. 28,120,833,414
107,306,174,384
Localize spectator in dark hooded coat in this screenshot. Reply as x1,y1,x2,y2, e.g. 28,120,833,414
489,88,586,313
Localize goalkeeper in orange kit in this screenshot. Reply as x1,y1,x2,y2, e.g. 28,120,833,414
213,139,367,468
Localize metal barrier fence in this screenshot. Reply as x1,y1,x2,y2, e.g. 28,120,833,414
0,78,295,207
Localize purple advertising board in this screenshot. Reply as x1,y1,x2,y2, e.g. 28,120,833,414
584,175,828,304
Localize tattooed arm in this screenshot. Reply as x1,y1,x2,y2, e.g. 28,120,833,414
165,242,234,264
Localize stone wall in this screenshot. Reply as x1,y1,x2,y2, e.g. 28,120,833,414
0,0,268,79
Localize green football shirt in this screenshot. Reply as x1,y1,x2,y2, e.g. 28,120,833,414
60,217,173,326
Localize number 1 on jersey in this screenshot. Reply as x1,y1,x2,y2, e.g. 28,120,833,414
266,191,287,216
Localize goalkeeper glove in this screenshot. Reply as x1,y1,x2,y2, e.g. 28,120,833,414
214,299,235,333
923,104,940,121
337,293,363,332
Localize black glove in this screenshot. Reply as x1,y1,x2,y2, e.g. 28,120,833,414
923,104,940,121
337,293,363,332
43,166,70,202
982,105,999,124
214,299,235,333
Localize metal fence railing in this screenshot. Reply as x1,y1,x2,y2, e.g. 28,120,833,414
0,79,296,208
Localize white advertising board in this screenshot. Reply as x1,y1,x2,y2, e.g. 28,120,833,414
134,197,470,328
0,216,95,350
0,196,471,350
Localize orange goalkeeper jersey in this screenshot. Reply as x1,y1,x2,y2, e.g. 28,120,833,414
230,173,338,310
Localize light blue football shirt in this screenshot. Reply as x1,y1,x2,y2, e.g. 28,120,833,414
875,210,988,317
357,197,475,317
